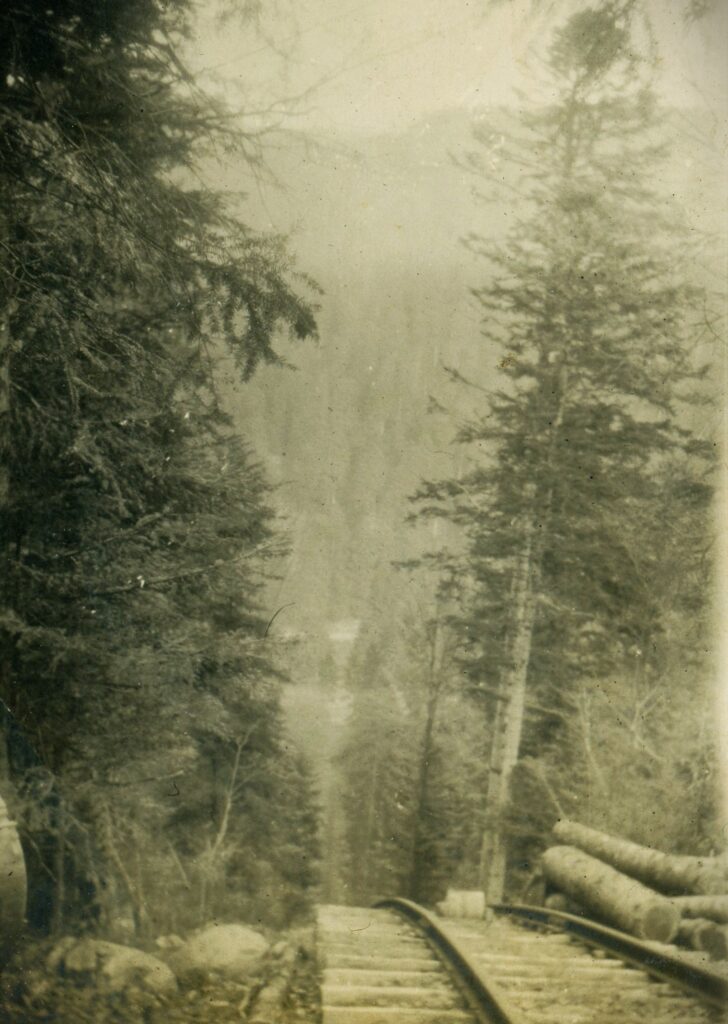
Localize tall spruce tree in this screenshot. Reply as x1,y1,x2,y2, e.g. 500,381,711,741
0,1,319,930
413,3,714,903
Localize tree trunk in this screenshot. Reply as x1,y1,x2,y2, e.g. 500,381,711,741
672,895,728,924
480,366,571,906
50,799,66,935
542,845,680,942
408,620,445,902
478,695,504,892
0,706,9,783
552,820,728,896
0,300,18,784
481,503,538,906
0,298,15,510
0,791,27,959
360,734,380,899
100,803,148,936
323,772,343,903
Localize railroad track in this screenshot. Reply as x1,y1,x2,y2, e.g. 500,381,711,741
315,898,727,1023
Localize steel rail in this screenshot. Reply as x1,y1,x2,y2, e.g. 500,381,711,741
492,902,728,1011
374,897,523,1024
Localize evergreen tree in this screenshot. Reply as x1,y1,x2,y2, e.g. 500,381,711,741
0,1,319,931
337,639,415,903
412,3,715,902
337,615,491,906
515,451,719,861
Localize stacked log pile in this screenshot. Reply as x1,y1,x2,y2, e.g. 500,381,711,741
541,820,728,959
552,820,728,896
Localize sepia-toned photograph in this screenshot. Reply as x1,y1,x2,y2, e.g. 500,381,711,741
0,1,726,1021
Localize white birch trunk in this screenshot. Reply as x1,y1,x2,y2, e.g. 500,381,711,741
481,498,538,905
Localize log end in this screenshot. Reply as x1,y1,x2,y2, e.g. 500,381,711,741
641,902,680,943
700,926,728,961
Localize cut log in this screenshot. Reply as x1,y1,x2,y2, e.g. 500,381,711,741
678,917,728,960
702,926,728,961
552,820,728,896
544,892,586,917
679,918,715,950
544,892,571,913
672,895,728,924
542,846,680,942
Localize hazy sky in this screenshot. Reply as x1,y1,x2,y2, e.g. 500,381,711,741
189,0,728,134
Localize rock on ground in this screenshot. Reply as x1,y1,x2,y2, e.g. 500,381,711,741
48,937,177,995
168,923,268,985
1,928,318,1024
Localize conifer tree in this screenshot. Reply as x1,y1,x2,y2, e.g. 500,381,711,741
337,616,490,905
413,3,714,903
337,640,416,902
0,1,319,930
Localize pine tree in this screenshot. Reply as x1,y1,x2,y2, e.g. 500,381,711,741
412,4,714,903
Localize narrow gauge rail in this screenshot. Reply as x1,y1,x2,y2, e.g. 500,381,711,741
491,902,728,1010
316,898,727,1023
317,901,516,1023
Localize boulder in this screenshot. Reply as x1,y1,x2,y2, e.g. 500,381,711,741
50,938,177,995
169,924,268,984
